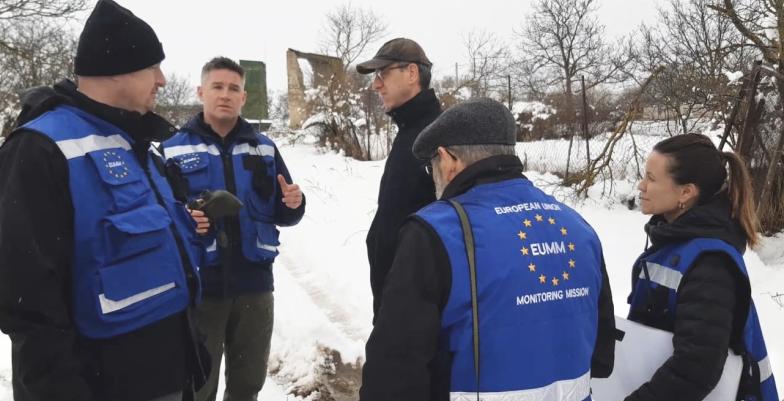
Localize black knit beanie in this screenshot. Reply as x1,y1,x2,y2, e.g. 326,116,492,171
74,0,165,76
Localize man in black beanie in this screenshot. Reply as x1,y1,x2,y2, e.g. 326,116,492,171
0,1,210,401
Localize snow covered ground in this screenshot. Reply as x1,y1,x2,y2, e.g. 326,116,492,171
1,140,782,400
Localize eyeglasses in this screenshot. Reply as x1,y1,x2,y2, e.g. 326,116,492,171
373,63,410,82
424,148,457,176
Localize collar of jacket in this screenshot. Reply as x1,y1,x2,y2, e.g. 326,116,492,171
440,154,526,199
51,79,176,143
387,88,441,130
182,112,257,146
644,190,747,254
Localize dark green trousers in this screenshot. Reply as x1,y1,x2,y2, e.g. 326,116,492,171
194,292,274,401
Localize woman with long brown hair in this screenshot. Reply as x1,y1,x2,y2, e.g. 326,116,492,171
624,133,778,401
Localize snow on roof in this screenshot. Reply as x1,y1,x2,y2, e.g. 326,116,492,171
512,101,556,121
723,70,744,84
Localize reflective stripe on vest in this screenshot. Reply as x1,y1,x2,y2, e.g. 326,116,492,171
232,142,275,157
165,143,220,158
21,105,199,339
99,282,176,314
450,370,590,401
759,355,773,383
639,261,683,290
256,239,278,253
417,178,603,395
57,134,132,159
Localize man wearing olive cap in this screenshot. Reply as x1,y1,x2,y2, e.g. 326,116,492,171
356,38,442,321
0,1,209,400
360,98,615,400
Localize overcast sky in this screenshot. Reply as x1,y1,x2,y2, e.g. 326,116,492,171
79,0,665,94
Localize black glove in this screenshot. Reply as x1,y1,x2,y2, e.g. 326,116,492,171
187,190,243,221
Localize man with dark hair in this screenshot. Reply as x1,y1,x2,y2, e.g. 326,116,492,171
0,1,210,400
356,37,442,320
200,57,245,83
360,98,615,400
161,56,305,401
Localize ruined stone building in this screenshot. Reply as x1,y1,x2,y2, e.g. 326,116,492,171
286,49,344,128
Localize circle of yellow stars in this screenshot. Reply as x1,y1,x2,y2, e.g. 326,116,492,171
103,150,129,179
178,153,202,171
516,213,577,287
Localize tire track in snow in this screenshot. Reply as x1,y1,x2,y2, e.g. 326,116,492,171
277,252,367,343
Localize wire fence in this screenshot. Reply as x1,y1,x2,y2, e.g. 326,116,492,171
516,120,717,183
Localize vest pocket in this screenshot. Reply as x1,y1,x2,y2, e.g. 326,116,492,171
98,205,181,317
254,222,280,261
245,184,276,222
104,205,172,262
98,260,177,315
174,152,210,195
244,155,275,201
243,155,276,221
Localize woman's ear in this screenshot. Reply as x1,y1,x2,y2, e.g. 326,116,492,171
680,183,700,207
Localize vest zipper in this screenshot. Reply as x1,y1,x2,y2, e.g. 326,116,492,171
219,148,240,298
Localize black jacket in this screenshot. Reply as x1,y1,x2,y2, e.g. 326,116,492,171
177,114,305,298
0,80,207,401
625,194,751,401
366,88,441,319
360,155,616,401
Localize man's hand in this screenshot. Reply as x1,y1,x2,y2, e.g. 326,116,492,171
277,174,302,209
189,208,210,234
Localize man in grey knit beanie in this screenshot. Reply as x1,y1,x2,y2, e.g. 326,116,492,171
360,97,616,400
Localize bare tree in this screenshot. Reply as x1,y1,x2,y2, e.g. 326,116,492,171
710,0,784,234
268,90,289,125
1,18,76,136
631,0,756,134
710,0,780,69
514,0,629,136
154,73,196,127
313,4,391,159
319,3,388,70
0,0,86,19
0,0,86,52
515,0,630,122
0,0,86,135
659,0,753,80
459,30,511,99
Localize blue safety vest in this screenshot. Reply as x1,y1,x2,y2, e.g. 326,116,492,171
161,127,279,267
417,178,603,401
21,105,200,339
628,238,778,401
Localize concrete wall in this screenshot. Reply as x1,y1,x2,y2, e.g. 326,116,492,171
286,49,344,128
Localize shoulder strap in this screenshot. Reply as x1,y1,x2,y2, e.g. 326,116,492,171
151,141,166,159
447,199,481,396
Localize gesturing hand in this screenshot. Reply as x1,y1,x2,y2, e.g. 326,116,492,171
277,174,302,209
